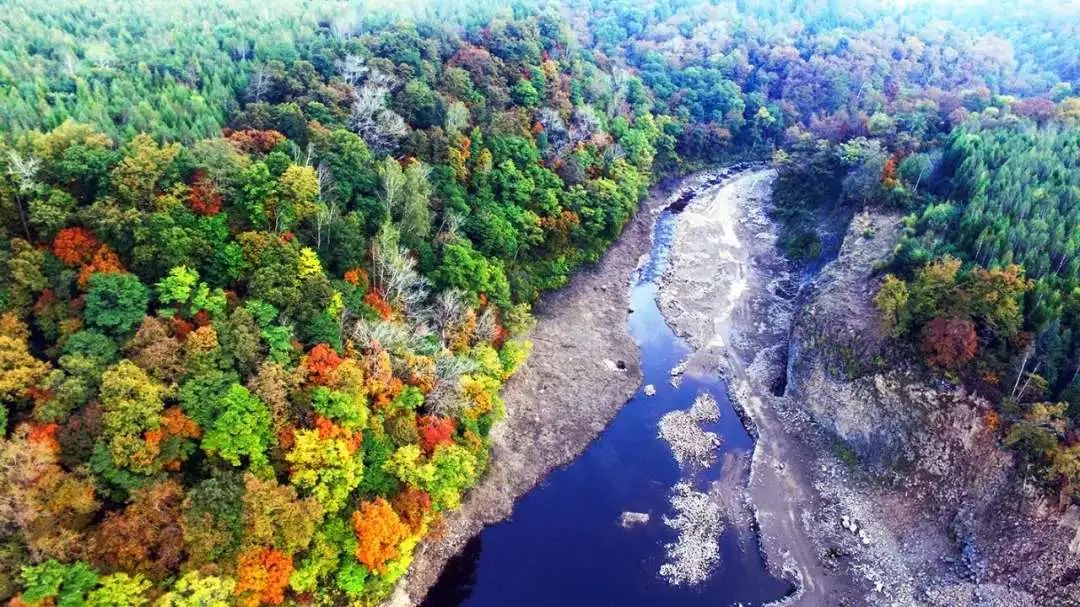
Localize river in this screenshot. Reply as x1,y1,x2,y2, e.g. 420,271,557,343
422,184,795,606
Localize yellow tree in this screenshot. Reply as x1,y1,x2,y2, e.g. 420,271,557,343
350,498,409,573
0,313,50,413
110,134,180,209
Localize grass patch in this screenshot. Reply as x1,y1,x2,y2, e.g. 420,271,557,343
832,437,860,468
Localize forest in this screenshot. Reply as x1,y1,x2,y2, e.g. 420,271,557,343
0,0,1077,605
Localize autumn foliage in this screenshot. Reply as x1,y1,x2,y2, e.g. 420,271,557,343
391,488,433,533
402,352,436,393
920,317,978,370
363,291,393,320
304,344,343,386
417,415,455,455
227,129,286,154
0,313,50,405
4,0,1080,604
0,424,99,561
235,547,293,607
76,245,125,289
92,481,186,580
880,156,900,189
351,498,409,573
314,416,363,453
343,268,368,289
361,348,400,409
26,422,60,453
188,170,222,216
52,227,100,266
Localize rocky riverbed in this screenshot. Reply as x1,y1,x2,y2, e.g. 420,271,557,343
657,168,861,605
787,211,1080,606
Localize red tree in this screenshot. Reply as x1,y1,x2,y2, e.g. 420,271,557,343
351,498,409,573
304,344,343,386
417,415,455,455
363,291,393,320
920,317,978,370
52,227,99,266
188,170,222,216
343,268,369,289
1012,97,1057,126
76,245,125,288
235,547,293,607
881,157,900,189
314,416,362,454
391,488,432,533
228,129,286,154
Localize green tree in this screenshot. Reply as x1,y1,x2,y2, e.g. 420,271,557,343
511,80,540,107
84,574,150,607
200,384,273,470
19,560,99,607
84,274,149,338
97,361,165,475
155,572,235,607
875,274,911,337
286,430,363,514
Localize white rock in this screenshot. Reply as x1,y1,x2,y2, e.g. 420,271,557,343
658,393,722,469
659,483,724,586
644,384,657,396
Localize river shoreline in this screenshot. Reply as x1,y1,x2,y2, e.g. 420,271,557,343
388,168,756,606
657,169,863,605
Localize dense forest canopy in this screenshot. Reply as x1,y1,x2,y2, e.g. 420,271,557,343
0,0,1076,605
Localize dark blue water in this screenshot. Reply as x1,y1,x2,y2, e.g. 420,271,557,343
424,205,795,607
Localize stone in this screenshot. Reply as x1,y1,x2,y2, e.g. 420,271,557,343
620,511,650,527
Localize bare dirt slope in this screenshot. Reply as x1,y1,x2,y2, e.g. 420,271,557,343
790,214,1080,606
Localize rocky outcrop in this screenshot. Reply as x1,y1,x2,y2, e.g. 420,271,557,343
787,209,1080,605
